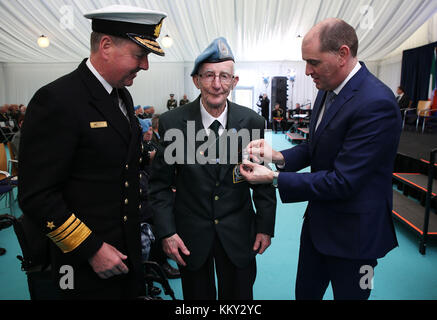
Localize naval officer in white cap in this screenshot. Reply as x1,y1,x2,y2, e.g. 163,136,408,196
18,5,167,299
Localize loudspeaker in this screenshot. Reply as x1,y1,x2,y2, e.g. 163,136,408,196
271,76,288,110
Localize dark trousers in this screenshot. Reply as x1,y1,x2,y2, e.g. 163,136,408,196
180,237,256,300
296,220,377,300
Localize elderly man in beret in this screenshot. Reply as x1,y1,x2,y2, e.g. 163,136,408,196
19,5,167,299
149,37,276,300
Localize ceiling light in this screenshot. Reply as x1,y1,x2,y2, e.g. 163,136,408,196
37,35,50,48
162,34,173,48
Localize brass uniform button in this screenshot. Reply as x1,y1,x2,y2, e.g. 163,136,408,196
214,219,219,225
214,196,219,201
123,216,128,222
124,198,129,205
125,181,129,188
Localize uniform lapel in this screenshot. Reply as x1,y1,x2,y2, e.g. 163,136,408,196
119,88,141,159
218,101,244,182
182,98,215,178
78,59,131,145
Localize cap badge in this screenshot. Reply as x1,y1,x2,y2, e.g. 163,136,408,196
154,20,163,38
218,39,229,58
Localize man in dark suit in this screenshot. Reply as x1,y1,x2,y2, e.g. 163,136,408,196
149,37,276,300
240,18,401,300
259,93,270,122
18,5,167,299
396,86,410,110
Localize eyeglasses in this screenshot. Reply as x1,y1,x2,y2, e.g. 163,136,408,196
198,71,235,85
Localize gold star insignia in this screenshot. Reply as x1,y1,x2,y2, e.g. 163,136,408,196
47,221,55,230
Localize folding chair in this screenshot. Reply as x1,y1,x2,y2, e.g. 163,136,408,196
414,100,432,132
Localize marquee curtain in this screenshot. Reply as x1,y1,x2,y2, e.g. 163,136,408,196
401,41,437,105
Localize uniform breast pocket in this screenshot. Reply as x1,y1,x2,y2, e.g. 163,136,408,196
81,122,128,163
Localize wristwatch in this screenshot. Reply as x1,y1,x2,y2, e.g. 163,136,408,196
272,171,279,188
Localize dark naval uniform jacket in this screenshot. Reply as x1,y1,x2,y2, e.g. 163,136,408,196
149,96,277,270
18,59,146,296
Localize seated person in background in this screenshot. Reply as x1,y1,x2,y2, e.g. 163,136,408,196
143,106,155,118
10,115,24,160
272,103,286,133
288,103,302,119
396,85,410,111
167,94,177,110
0,105,14,142
151,114,160,144
135,105,146,119
140,117,180,280
179,94,189,106
8,104,21,125
19,104,27,115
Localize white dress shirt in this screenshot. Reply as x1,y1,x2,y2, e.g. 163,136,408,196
86,58,129,120
200,99,228,136
315,61,361,130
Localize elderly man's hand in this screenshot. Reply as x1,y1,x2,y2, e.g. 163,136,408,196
239,160,275,185
162,233,191,267
253,233,271,255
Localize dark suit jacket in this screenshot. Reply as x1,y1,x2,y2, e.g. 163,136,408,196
277,63,401,260
18,59,145,293
397,94,410,110
149,96,276,270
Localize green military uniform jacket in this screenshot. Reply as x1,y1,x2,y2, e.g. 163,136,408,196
149,96,276,270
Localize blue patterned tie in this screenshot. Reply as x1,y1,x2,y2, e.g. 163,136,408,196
325,91,337,112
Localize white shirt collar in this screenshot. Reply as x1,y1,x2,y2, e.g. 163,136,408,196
332,61,361,95
86,58,113,94
200,98,228,134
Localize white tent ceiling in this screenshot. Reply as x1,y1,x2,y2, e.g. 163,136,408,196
1,0,437,64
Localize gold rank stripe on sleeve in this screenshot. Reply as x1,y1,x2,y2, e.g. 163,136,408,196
47,214,92,253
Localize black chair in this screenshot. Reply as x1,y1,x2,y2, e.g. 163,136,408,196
0,214,57,300
140,260,177,300
0,214,13,256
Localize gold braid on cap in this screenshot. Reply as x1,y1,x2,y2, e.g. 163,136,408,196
134,37,164,54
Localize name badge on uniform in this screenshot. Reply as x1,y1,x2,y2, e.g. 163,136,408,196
90,121,108,129
233,164,245,184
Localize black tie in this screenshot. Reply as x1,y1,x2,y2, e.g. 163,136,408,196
111,88,130,123
110,88,119,107
209,120,221,162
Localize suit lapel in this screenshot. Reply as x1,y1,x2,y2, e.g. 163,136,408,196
78,59,131,145
309,91,325,142
310,62,369,152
